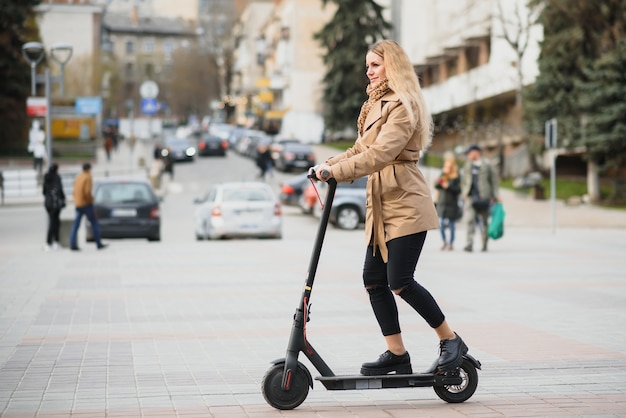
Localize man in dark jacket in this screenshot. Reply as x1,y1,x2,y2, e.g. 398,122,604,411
461,145,499,252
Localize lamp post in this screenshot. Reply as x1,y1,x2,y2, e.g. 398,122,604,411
50,43,73,96
21,42,45,96
22,42,73,170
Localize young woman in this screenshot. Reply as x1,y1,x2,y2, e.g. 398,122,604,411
313,40,468,375
435,152,462,251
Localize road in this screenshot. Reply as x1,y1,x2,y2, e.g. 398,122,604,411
0,143,625,417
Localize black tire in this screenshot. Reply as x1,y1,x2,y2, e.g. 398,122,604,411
147,235,160,242
336,205,361,230
262,363,309,410
433,358,478,403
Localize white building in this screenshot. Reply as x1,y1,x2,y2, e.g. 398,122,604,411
232,0,335,143
394,0,543,176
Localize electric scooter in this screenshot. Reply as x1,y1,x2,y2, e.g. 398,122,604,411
262,173,481,410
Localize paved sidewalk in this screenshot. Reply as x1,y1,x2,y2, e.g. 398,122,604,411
1,141,625,417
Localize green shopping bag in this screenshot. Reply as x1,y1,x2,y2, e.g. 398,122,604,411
488,202,505,240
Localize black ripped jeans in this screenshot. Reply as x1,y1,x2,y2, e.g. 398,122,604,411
363,232,445,336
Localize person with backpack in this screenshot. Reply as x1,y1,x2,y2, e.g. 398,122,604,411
42,163,66,251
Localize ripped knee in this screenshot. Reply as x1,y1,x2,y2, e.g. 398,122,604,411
366,285,405,295
391,286,405,295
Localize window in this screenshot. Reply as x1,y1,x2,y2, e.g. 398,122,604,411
163,40,174,58
143,39,154,54
125,62,133,76
446,57,458,78
125,40,134,54
145,63,154,77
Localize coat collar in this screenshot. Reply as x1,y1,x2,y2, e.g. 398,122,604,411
362,90,401,132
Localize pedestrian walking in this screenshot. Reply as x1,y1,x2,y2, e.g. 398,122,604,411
461,144,499,252
313,40,469,376
42,163,66,251
69,163,108,251
32,127,46,181
435,151,461,251
256,144,273,180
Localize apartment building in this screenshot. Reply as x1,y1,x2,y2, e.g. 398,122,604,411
232,0,336,142
396,0,542,176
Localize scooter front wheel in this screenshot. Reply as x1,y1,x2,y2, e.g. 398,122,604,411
433,358,478,403
262,363,309,410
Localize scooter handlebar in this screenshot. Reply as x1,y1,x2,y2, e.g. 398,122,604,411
308,168,335,185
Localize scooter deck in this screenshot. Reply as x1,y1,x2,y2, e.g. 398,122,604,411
316,372,463,390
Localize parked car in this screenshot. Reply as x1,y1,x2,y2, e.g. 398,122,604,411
273,142,316,172
270,138,301,161
279,172,311,207
197,134,228,156
194,182,282,240
235,130,272,158
208,122,235,142
162,137,196,162
87,178,161,242
305,176,368,230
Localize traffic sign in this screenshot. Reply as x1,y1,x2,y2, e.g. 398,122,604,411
141,98,159,115
140,80,159,99
26,97,47,117
75,96,102,115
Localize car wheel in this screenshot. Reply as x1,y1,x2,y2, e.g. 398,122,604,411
148,234,160,242
336,205,361,230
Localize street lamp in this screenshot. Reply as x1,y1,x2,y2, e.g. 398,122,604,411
21,42,73,170
50,43,73,96
21,42,45,96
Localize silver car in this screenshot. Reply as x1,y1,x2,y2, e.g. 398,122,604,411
312,176,367,230
194,182,282,240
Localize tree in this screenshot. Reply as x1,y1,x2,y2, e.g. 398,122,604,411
314,0,391,135
523,0,626,200
578,39,626,201
0,0,42,156
165,48,220,119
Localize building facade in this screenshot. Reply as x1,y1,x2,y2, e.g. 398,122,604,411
395,0,543,176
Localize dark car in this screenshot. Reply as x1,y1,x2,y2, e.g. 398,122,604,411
274,142,316,172
87,178,161,242
307,176,367,230
270,138,301,161
279,172,311,207
198,134,228,156
162,137,196,162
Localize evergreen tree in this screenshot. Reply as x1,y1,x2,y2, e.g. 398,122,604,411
523,0,626,198
0,0,42,156
314,0,391,135
578,39,626,199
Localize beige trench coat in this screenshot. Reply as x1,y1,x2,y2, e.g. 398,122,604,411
326,90,440,262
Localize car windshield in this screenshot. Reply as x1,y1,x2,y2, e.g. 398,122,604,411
95,183,153,204
222,187,272,202
165,138,189,147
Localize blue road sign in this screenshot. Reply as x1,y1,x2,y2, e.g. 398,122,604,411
141,98,159,115
75,97,102,115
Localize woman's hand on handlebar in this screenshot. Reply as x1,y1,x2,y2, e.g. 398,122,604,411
309,164,332,182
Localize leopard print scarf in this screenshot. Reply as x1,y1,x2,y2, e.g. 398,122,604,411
357,79,390,136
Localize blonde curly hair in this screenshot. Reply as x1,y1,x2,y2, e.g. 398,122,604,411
368,40,433,150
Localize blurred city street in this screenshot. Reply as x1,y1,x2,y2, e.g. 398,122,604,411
0,140,625,417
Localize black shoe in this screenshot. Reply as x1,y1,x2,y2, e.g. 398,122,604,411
97,244,108,250
464,245,473,252
360,350,412,376
70,246,81,251
437,333,468,372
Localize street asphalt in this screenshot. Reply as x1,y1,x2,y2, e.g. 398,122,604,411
0,139,625,417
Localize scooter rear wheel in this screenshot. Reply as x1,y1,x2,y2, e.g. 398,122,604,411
262,363,309,410
433,358,478,403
